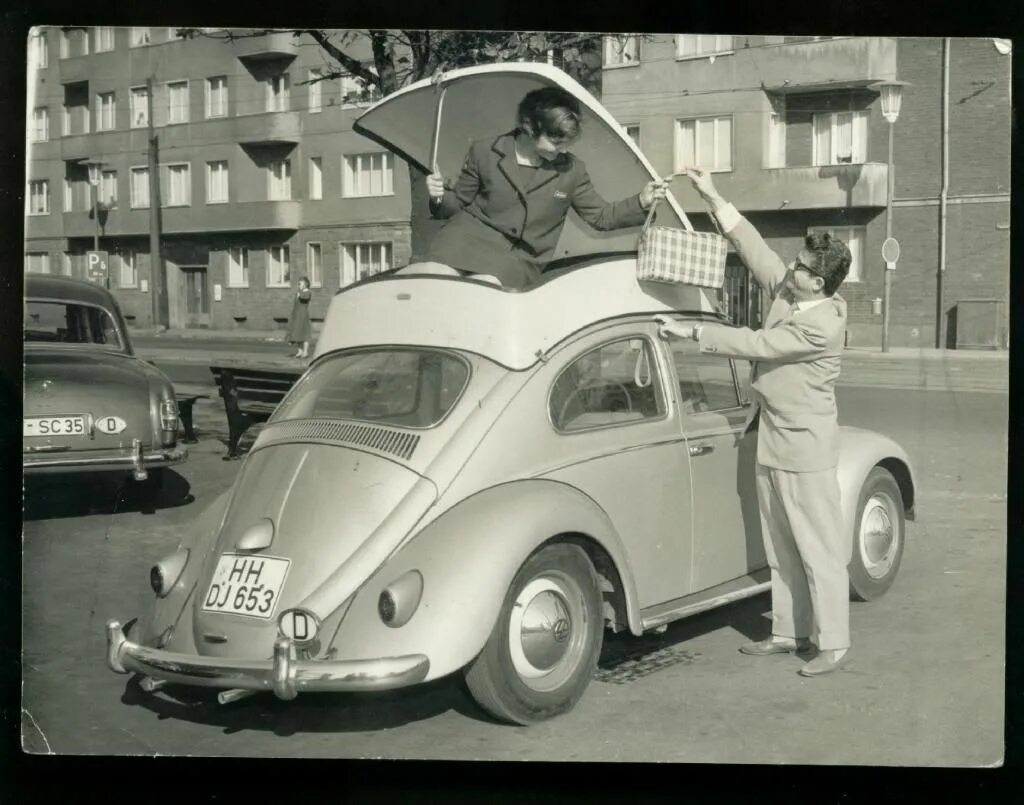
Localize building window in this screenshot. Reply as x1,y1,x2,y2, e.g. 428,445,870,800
130,27,151,47
30,31,48,69
308,69,323,113
268,159,292,200
30,108,49,142
675,34,734,58
163,163,191,206
99,169,117,208
342,153,394,198
603,35,640,67
96,91,116,131
340,242,392,286
339,72,380,107
765,95,787,168
130,167,150,208
27,180,50,215
808,226,865,283
118,250,137,288
309,157,323,200
624,124,641,148
59,28,88,59
206,161,229,203
675,116,733,173
267,245,291,287
26,253,51,274
167,81,189,124
205,76,228,118
131,86,149,128
306,242,323,288
95,26,115,53
813,110,868,166
227,247,249,288
266,73,290,113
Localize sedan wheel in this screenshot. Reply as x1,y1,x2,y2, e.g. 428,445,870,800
849,467,906,601
465,543,603,725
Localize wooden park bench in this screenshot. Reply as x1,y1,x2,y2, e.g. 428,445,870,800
210,366,303,458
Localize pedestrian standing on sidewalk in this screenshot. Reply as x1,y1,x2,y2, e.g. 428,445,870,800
656,166,853,677
286,276,312,359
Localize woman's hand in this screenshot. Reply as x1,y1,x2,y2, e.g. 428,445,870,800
426,172,446,200
639,179,669,210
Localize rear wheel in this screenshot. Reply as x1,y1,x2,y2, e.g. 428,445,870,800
465,543,603,725
849,467,905,601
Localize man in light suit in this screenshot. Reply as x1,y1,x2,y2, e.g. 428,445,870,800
658,167,852,677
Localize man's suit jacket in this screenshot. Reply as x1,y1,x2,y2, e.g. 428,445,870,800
430,132,647,265
697,216,847,472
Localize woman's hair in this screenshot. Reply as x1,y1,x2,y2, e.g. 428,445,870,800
298,276,311,287
517,87,583,141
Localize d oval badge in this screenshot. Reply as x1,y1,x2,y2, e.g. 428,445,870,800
95,415,127,435
278,608,320,644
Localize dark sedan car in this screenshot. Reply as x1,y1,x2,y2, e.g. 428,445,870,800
23,275,186,492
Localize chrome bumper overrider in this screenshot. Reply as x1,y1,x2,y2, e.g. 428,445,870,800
105,620,430,701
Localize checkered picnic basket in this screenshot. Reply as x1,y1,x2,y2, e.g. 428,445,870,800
636,198,727,289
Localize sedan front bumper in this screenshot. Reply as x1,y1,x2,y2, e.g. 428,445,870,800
24,443,187,478
106,620,430,701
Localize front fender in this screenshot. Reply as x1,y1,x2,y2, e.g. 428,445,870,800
327,479,638,682
837,426,917,535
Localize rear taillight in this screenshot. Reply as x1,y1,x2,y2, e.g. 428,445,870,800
160,398,178,444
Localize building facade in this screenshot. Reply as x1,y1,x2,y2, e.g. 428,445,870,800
25,27,412,331
601,35,1011,348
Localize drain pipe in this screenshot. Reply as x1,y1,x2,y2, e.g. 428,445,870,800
936,38,950,348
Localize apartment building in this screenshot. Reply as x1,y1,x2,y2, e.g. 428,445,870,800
601,35,1011,348
25,27,411,330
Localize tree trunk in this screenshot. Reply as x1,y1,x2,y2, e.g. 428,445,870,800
407,163,446,263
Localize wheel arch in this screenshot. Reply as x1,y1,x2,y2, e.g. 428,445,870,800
876,456,916,521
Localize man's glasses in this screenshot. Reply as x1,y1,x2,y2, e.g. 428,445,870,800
790,257,825,280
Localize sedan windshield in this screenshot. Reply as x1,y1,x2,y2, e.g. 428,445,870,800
272,348,470,429
24,300,125,350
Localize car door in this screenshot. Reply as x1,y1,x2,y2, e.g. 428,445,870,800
663,335,764,592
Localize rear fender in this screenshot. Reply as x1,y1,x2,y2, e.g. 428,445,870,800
327,479,638,682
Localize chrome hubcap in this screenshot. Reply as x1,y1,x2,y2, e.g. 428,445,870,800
859,492,899,579
508,574,587,692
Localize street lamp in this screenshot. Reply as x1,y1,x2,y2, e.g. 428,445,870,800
84,159,103,253
869,80,911,352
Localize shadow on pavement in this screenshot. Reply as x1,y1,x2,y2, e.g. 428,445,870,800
118,672,490,735
23,470,195,521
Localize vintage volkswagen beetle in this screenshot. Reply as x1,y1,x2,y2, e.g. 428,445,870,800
106,64,915,724
24,274,186,492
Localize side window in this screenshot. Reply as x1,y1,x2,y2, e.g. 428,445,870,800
669,342,741,414
550,338,665,432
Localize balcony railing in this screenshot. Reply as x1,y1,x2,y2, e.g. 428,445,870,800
233,32,299,61
759,37,899,93
234,111,302,146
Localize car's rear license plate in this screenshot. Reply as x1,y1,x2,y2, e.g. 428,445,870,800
201,554,291,620
23,415,88,437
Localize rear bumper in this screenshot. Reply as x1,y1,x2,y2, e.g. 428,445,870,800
23,443,187,479
105,619,430,700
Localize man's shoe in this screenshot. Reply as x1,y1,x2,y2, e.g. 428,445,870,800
798,648,850,677
739,637,814,656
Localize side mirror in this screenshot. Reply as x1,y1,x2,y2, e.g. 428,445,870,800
236,422,267,456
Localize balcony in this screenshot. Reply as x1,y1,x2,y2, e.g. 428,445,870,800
234,112,302,146
682,163,890,213
233,32,299,61
759,37,899,94
60,201,302,239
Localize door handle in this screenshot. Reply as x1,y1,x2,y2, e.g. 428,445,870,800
688,442,714,457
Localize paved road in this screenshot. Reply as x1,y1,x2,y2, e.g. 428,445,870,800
21,386,1006,764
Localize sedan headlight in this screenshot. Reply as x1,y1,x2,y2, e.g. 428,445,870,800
150,548,190,597
378,570,424,628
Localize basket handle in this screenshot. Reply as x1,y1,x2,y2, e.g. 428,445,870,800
641,173,725,236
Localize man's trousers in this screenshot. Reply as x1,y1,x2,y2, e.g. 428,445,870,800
755,463,850,651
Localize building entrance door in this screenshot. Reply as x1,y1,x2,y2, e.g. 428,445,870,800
181,266,211,327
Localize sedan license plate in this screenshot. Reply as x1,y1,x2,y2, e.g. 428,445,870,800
24,415,88,438
201,554,291,620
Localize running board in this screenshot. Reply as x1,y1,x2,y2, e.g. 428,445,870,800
639,569,771,632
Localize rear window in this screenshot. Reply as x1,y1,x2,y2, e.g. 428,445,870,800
24,300,124,350
271,348,470,429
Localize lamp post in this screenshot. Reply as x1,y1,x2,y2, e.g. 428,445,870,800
85,160,102,253
870,80,910,352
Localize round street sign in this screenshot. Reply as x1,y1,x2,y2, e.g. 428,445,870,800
882,237,901,270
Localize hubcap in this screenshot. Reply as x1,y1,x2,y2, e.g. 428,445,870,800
508,573,588,692
859,492,899,579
